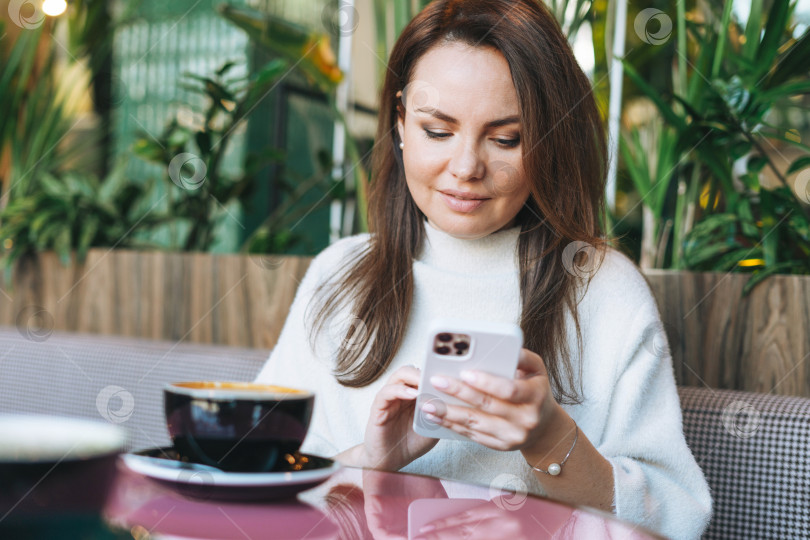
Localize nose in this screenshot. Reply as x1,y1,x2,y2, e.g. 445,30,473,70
448,139,486,182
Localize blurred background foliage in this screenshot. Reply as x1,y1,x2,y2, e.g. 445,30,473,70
0,0,809,290
618,0,810,292
0,0,347,269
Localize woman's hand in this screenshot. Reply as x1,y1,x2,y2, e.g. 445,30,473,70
420,348,566,456
363,365,438,471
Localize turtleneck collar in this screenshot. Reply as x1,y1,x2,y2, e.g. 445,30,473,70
416,219,521,275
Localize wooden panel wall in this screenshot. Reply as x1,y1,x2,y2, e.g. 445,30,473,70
0,250,313,349
3,252,809,397
645,270,810,397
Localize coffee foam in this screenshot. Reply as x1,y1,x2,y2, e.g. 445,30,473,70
169,381,312,399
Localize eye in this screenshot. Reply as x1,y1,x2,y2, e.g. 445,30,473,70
494,137,520,148
423,129,451,140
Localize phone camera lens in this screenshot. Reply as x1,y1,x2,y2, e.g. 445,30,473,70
435,345,451,355
454,341,469,352
437,333,452,342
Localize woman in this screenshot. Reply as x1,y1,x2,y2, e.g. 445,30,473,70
256,0,712,538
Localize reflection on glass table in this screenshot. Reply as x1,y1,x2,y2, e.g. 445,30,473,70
104,460,662,539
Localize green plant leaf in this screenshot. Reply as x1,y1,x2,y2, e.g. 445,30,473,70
218,4,342,93
619,130,651,195
65,173,97,198
738,198,760,237
185,75,236,112
755,0,791,76
55,227,71,265
747,155,768,173
132,137,167,163
694,145,735,194
686,25,716,105
77,215,99,258
711,0,735,78
30,210,54,235
39,175,69,198
253,58,288,87
195,131,212,156
684,241,736,267
167,127,191,148
742,0,763,61
743,261,797,295
622,60,686,130
653,129,678,215
717,247,761,272
766,130,810,154
0,28,42,145
760,79,810,101
787,155,810,175
686,212,738,238
35,222,59,250
216,61,237,77
766,28,810,88
762,225,780,266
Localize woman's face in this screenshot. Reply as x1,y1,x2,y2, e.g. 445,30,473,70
397,42,530,240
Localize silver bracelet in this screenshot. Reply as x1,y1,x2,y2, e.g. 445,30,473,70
529,423,578,476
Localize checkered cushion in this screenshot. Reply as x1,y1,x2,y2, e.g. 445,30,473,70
0,326,269,451
678,386,810,539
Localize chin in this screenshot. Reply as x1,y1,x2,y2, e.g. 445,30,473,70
427,216,498,240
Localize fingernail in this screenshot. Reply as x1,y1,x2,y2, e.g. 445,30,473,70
430,375,449,389
419,524,436,533
460,370,477,384
422,402,436,414
425,412,440,423
406,387,419,397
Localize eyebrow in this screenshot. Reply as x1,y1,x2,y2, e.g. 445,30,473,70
414,108,520,129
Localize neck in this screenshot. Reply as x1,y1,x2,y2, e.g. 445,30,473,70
417,219,521,275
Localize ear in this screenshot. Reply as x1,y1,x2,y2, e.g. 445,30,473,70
395,89,406,144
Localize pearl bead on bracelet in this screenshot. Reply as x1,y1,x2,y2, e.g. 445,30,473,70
529,423,578,476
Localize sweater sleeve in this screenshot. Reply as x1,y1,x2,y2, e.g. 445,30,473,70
586,253,712,540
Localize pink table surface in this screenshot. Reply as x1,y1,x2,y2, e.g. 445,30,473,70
104,459,661,540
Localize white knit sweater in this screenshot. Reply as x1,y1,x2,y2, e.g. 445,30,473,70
256,221,712,539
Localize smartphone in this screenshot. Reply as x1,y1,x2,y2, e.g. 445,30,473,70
413,319,523,440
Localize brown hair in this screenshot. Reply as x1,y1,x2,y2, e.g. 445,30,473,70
309,0,607,404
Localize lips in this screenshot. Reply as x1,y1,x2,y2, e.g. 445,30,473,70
439,189,489,200
439,190,489,212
